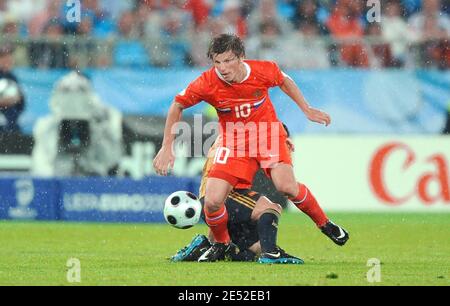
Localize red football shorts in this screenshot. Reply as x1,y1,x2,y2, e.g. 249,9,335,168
208,136,292,186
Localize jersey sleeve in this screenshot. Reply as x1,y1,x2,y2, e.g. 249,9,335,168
174,74,208,108
265,61,286,87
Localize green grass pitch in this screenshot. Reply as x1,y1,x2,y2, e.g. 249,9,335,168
0,213,449,286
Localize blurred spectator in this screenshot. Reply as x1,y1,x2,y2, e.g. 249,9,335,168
347,0,365,23
69,14,103,69
0,0,448,70
444,39,450,68
0,44,25,133
162,1,193,39
135,1,152,37
409,0,450,37
77,14,95,36
184,0,212,28
114,10,149,67
381,1,418,67
141,0,171,10
409,0,450,68
219,0,248,38
240,0,257,17
84,0,104,20
316,0,335,13
189,17,225,67
83,0,117,38
402,0,422,16
143,0,164,38
143,0,193,67
0,0,8,27
2,14,19,35
99,0,135,21
142,2,167,65
246,18,284,61
247,0,291,36
326,0,369,67
315,0,331,23
280,21,330,69
1,15,28,66
62,0,115,38
118,10,140,39
28,1,61,37
28,20,69,69
365,23,395,68
291,0,327,34
161,2,193,66
6,0,46,24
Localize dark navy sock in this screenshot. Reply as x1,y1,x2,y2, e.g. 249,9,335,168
258,212,279,254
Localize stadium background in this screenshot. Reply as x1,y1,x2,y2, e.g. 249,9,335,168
0,0,449,286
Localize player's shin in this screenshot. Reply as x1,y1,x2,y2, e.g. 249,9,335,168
290,183,328,228
204,205,231,244
258,209,280,253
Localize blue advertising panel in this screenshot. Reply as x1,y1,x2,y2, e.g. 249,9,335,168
59,176,198,223
0,178,59,221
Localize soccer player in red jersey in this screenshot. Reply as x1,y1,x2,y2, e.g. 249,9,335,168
154,34,349,261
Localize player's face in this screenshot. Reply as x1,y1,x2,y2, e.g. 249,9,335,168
212,51,243,83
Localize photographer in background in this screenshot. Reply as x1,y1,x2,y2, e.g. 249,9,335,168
0,43,25,133
32,71,123,177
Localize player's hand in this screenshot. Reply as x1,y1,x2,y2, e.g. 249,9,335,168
286,138,295,152
305,107,331,126
153,146,175,176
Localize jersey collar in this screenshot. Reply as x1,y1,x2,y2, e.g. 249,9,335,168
215,62,251,85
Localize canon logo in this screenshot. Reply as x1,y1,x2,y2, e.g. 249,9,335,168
369,142,450,206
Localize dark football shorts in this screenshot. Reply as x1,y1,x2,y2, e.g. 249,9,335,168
200,189,261,251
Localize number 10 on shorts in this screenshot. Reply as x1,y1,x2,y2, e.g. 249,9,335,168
214,147,231,164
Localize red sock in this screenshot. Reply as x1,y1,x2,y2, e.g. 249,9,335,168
204,205,230,244
290,183,328,228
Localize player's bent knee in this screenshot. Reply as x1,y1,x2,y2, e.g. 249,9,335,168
203,200,223,214
204,195,225,214
273,203,282,214
275,182,298,198
251,196,282,221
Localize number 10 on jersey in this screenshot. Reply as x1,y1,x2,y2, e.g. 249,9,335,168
235,104,251,118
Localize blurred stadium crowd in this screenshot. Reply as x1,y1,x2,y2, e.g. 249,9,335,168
0,0,449,69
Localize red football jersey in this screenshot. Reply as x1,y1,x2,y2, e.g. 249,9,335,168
175,60,288,154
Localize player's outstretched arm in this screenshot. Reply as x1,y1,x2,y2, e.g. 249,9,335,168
153,101,184,176
279,76,331,127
